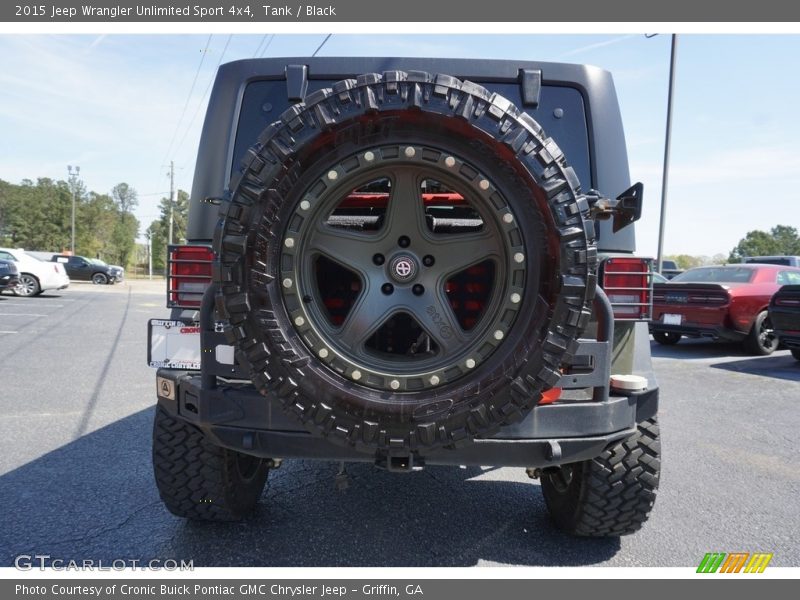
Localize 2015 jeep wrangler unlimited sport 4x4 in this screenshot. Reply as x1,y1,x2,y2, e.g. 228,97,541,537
148,57,659,537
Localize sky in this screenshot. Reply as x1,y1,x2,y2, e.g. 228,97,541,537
1,33,799,257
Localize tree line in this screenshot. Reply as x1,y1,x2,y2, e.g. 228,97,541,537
2,178,796,274
0,178,139,268
0,177,191,274
667,225,800,270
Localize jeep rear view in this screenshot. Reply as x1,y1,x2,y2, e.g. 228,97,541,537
148,57,660,537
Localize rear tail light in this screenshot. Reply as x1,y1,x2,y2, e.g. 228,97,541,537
601,257,653,320
775,297,800,307
688,292,729,304
167,244,214,309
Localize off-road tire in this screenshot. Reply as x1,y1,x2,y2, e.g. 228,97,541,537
652,331,681,346
152,407,270,521
214,70,597,454
541,418,660,537
744,310,777,356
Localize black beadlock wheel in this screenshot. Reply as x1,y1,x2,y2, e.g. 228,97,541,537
541,418,661,537
152,407,270,521
214,71,597,454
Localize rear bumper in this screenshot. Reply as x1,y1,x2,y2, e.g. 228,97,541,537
0,275,19,290
40,274,71,291
769,305,800,349
155,370,658,469
776,332,800,350
649,322,745,341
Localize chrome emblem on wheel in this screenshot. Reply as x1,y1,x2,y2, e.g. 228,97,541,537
390,256,417,282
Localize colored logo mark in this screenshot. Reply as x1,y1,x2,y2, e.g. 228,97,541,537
697,552,773,573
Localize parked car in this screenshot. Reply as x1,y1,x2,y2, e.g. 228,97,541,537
769,285,800,361
744,255,800,267
650,264,800,355
0,247,70,297
659,259,683,280
50,254,118,284
0,259,20,293
95,259,124,283
652,271,669,284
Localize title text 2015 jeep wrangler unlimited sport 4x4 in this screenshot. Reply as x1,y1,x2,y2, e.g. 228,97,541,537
148,57,659,537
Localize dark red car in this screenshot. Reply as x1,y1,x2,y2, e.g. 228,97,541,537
650,264,800,355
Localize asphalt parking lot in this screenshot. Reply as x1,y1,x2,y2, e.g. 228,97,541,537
0,281,798,567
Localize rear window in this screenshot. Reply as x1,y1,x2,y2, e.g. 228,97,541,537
672,267,755,284
233,81,592,190
744,257,796,266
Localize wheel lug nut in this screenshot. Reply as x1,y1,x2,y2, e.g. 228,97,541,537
412,284,425,296
381,283,394,295
373,253,385,265
398,236,410,248
422,255,435,267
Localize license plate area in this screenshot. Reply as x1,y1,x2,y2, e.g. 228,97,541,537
663,313,682,325
148,319,201,369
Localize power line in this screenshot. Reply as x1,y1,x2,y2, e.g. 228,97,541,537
259,34,276,57
159,34,213,170
173,34,233,163
251,34,269,57
311,34,332,57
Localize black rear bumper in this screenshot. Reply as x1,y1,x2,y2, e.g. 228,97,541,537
156,370,658,469
649,322,745,341
155,284,657,469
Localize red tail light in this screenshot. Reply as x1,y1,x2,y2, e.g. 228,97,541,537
601,257,653,320
167,244,214,309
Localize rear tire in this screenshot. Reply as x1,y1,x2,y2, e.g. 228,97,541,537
791,348,800,361
13,274,40,297
744,310,777,356
152,407,269,521
652,331,681,345
541,418,660,537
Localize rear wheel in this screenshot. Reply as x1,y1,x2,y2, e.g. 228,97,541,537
92,272,108,285
541,418,660,537
152,407,270,521
790,348,800,361
744,310,777,356
652,331,681,345
13,274,40,297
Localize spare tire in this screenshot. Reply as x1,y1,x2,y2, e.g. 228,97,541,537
214,71,596,454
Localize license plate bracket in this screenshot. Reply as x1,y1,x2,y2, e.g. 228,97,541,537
148,319,201,369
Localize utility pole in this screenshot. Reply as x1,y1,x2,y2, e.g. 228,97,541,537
148,230,153,280
656,34,678,274
67,165,80,254
168,160,175,245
